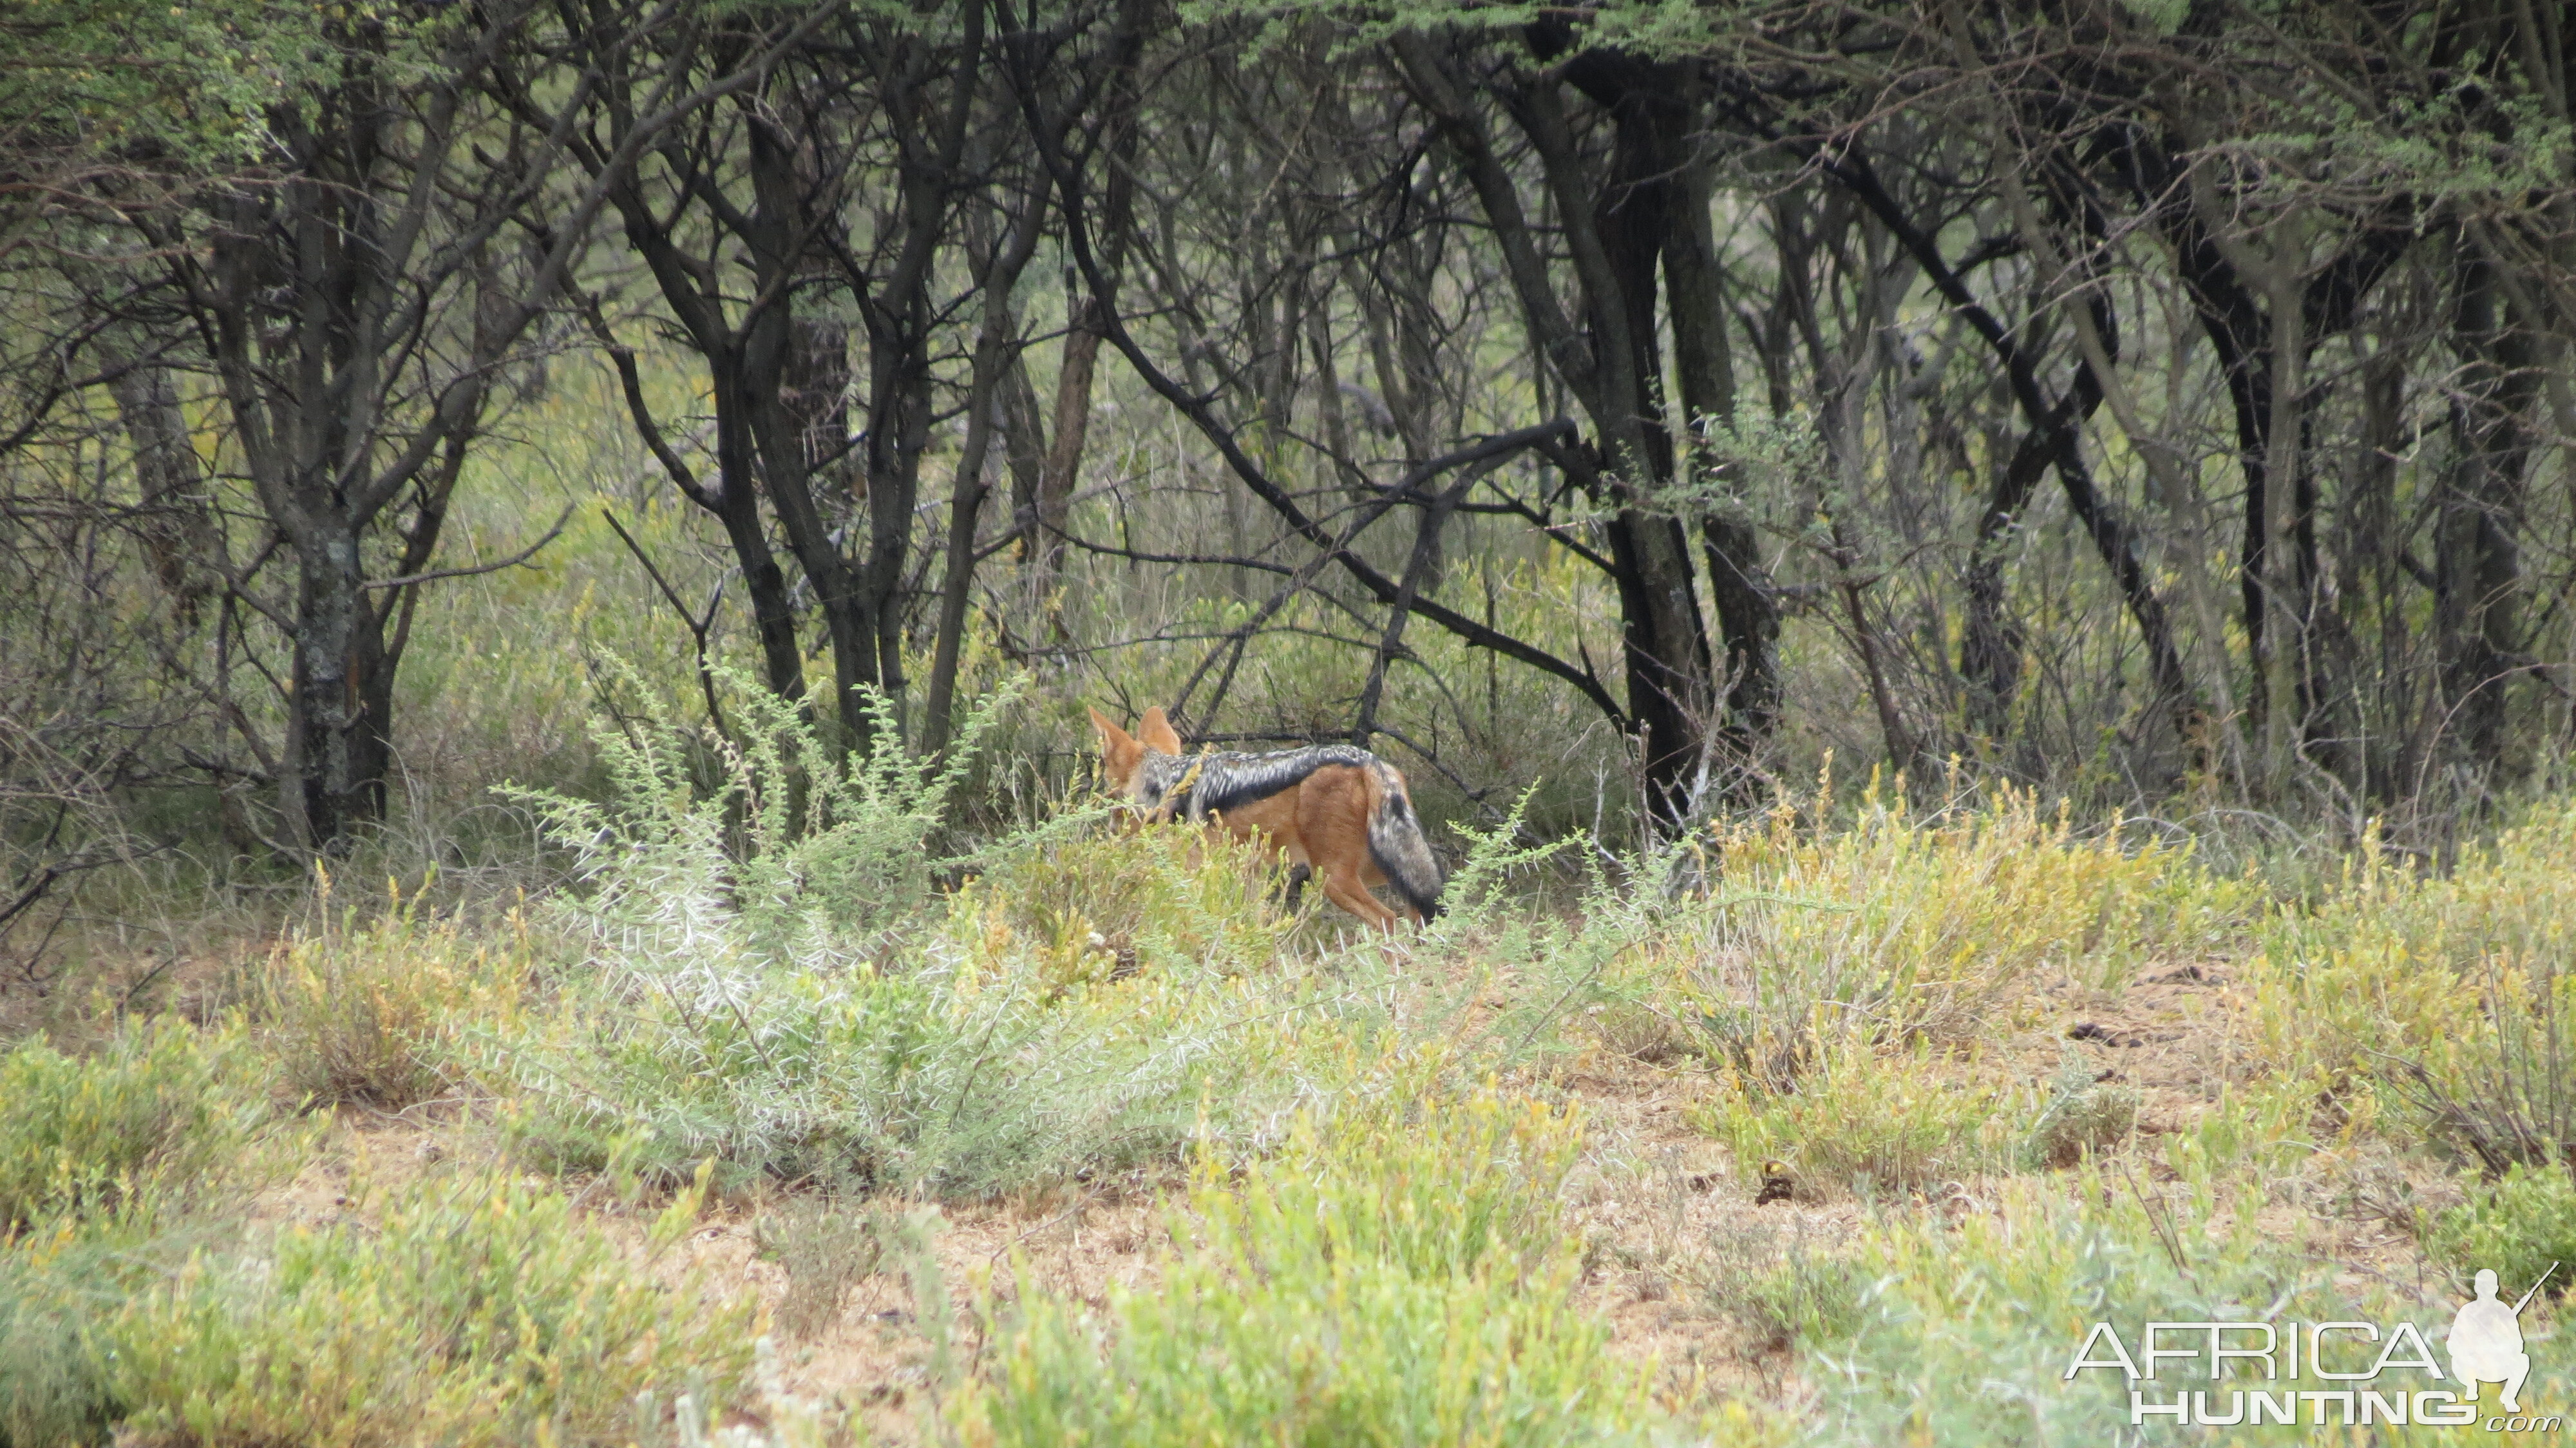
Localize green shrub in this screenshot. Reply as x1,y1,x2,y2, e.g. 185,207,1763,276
108,1166,753,1447
2020,1051,2138,1170
480,678,1406,1195
0,1019,269,1234
1724,1224,1869,1350
953,1089,1658,1447
508,671,1019,959
1692,1042,2023,1198
0,1020,292,1447
478,929,1380,1195
1,1229,125,1448
2425,1164,2576,1308
2253,805,2576,1165
1800,1177,2347,1443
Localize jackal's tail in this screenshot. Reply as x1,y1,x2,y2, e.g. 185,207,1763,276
1363,761,1444,920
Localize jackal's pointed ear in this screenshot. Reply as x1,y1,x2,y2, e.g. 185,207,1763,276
1088,705,1141,781
1139,706,1184,754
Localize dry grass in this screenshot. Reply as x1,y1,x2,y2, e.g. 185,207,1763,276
246,874,529,1111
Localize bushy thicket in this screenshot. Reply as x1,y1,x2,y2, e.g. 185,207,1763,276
475,681,1434,1194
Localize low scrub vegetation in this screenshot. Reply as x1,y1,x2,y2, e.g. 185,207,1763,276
2253,803,2576,1172
1795,1175,2343,1444
0,1020,274,1233
957,1087,1659,1447
1692,1041,2023,1198
471,694,1413,1194
12,693,2576,1442
1667,786,2236,1087
0,1021,298,1447
247,879,527,1111
108,1167,749,1447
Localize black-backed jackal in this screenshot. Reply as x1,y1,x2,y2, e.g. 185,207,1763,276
1088,706,1444,931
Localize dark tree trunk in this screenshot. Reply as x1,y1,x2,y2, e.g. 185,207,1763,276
2350,353,2413,799
590,133,815,717
1667,142,1779,749
745,111,876,748
286,528,388,850
999,349,1048,575
2436,242,2540,775
2124,130,2410,774
707,373,813,710
103,354,218,628
1960,423,2058,741
1540,42,1746,821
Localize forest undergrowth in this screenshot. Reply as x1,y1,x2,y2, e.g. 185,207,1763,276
9,680,2576,1447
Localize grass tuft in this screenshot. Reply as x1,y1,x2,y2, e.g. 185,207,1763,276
1676,786,2223,1087
753,1194,883,1342
2253,805,2576,1168
247,873,527,1110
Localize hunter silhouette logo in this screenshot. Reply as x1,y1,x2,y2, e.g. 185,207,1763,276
2451,1265,2553,1414
2065,1262,2562,1429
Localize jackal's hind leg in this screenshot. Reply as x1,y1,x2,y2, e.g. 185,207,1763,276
1317,863,1401,932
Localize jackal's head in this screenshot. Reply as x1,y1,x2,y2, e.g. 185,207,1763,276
1087,706,1182,801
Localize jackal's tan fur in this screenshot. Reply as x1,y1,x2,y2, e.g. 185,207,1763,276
1088,706,1443,931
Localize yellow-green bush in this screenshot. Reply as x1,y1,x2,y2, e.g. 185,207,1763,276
108,1167,753,1447
251,876,527,1110
0,1019,292,1448
2249,805,2576,1163
3,1226,125,1448
1692,1042,2026,1197
0,1018,270,1234
1676,786,2235,1084
953,1088,1658,1447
